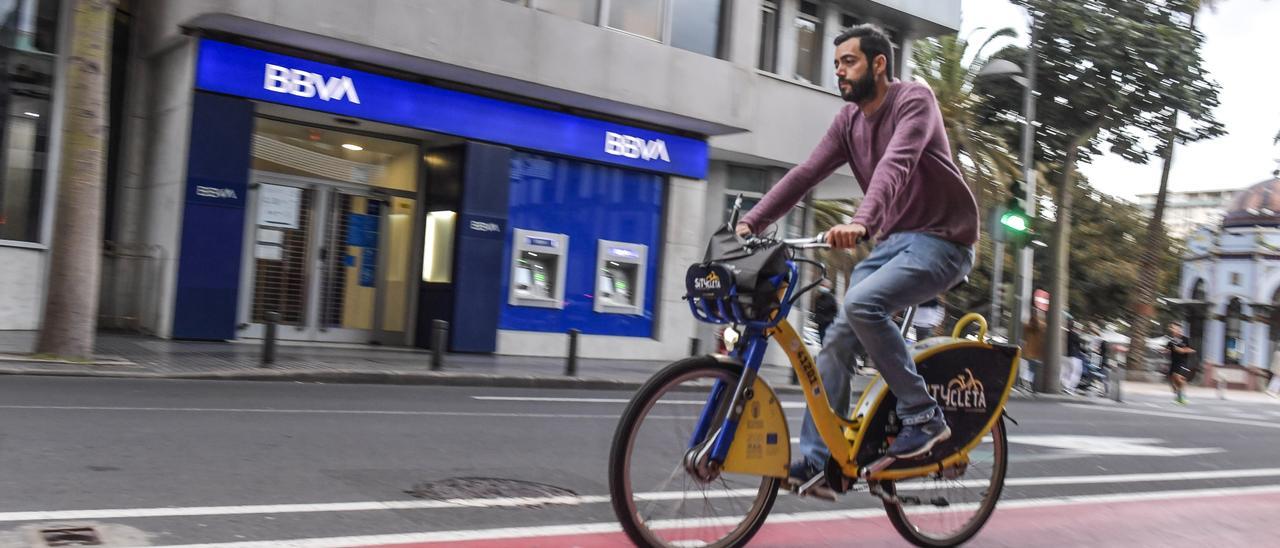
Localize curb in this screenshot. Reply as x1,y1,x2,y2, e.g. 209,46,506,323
0,365,1133,402
0,365,808,394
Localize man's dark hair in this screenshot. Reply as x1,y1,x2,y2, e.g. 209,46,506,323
833,24,894,80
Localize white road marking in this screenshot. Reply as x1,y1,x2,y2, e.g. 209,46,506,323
0,404,650,422
147,483,1280,548
7,467,1280,524
1005,435,1223,457
472,396,807,408
1061,403,1280,430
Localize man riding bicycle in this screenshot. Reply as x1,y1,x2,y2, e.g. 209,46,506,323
735,24,978,494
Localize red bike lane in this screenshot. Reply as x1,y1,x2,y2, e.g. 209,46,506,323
360,486,1280,547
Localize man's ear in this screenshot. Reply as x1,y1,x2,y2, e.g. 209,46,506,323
875,54,888,79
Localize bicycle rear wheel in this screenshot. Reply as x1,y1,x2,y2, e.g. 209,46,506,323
609,356,780,548
880,416,1008,547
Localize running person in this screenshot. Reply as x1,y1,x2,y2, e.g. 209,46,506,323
735,24,978,491
1166,323,1196,404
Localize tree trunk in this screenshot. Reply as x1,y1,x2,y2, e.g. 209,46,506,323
1124,9,1199,375
1125,111,1179,374
1043,124,1102,393
34,0,116,360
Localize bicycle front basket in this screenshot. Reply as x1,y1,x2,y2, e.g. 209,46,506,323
684,228,789,324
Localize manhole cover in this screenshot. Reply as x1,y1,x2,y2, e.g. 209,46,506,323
405,477,577,508
40,526,102,547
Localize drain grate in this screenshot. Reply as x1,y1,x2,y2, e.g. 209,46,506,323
40,526,102,547
405,477,577,508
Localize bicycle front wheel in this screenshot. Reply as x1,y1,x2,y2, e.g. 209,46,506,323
608,356,780,548
880,415,1008,547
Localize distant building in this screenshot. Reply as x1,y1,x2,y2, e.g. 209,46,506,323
1134,187,1245,240
1176,175,1280,391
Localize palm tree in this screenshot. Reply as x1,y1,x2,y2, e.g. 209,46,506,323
911,30,1024,218
911,30,1026,325
35,0,117,360
1125,0,1223,374
809,199,864,291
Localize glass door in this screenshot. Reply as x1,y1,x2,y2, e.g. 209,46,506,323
239,173,416,343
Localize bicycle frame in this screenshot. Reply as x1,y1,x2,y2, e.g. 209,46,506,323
688,260,1018,482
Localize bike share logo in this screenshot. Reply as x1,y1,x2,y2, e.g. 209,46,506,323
604,132,671,162
693,271,721,290
263,64,362,104
928,368,988,410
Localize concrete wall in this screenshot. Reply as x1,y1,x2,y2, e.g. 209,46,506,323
0,247,46,330
111,12,199,337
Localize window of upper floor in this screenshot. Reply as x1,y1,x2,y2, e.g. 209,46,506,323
502,0,727,58
758,1,906,89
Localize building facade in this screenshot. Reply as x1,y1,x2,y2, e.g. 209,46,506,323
1178,176,1280,390
2,0,959,361
1135,187,1244,241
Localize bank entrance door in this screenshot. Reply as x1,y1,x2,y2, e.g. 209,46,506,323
238,172,417,344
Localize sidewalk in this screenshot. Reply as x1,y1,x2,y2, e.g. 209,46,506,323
0,331,804,392
2,331,1271,403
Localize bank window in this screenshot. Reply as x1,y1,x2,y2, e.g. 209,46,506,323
794,0,823,84
1,0,61,243
670,0,724,57
758,1,779,71
514,1,726,58
607,0,663,40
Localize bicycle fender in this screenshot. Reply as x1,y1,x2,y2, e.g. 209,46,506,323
720,376,790,478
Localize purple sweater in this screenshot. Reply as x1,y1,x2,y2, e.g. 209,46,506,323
741,81,978,246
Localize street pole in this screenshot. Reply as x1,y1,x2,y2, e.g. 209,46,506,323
1010,22,1037,370
992,239,1004,336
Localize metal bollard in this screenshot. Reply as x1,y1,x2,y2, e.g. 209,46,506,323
689,337,701,357
1217,378,1227,400
431,320,448,371
1110,366,1123,403
566,329,580,377
261,311,280,367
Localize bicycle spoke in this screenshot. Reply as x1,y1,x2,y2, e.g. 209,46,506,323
611,359,779,547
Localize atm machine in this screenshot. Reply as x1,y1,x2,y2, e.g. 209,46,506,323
509,229,568,309
594,240,647,315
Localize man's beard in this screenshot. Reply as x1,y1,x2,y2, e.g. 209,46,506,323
840,71,876,103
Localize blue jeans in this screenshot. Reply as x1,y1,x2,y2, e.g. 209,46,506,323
799,232,974,467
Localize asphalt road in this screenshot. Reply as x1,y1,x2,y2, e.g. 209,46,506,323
1,375,1278,547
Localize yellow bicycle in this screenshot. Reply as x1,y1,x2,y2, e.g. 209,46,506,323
608,233,1019,547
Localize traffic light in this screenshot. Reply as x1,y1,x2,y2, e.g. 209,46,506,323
1000,179,1032,243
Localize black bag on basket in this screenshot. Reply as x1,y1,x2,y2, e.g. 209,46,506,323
695,225,790,321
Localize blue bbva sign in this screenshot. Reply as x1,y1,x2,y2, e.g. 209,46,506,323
194,40,708,179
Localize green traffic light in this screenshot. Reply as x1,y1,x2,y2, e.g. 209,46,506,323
1000,210,1030,232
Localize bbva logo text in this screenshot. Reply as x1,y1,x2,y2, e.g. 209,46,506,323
263,64,361,104
604,132,670,163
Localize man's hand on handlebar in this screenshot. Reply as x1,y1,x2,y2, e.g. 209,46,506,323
826,223,866,249
735,222,753,239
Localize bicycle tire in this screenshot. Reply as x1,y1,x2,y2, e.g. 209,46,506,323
881,415,1009,547
608,356,781,548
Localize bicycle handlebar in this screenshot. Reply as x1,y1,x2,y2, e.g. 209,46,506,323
781,232,831,249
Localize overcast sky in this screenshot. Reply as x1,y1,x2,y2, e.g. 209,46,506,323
958,0,1280,201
